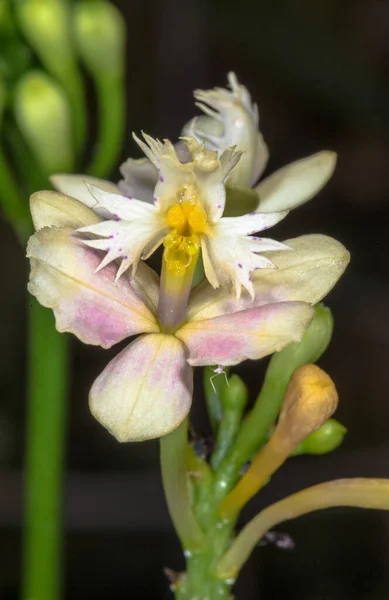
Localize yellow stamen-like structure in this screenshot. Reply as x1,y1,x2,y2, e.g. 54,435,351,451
163,189,209,277
158,187,211,331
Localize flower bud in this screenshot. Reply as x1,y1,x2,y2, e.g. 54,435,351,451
274,364,339,451
219,364,338,517
294,418,347,456
221,374,248,412
16,0,75,78
14,71,74,174
210,374,248,469
73,1,125,78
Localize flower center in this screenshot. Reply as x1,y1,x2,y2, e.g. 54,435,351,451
163,190,208,276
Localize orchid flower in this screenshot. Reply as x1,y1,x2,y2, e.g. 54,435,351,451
27,191,349,442
52,72,336,222
50,134,290,301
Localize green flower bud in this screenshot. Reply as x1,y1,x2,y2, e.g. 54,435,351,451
16,0,75,79
74,1,125,78
14,71,74,174
294,418,347,456
211,374,248,469
221,374,248,412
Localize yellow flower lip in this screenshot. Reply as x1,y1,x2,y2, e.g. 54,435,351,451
165,200,208,236
163,192,209,277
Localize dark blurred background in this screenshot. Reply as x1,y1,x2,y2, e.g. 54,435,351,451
2,0,389,598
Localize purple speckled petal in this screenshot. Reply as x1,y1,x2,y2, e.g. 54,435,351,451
89,334,193,442
176,301,313,367
27,227,159,348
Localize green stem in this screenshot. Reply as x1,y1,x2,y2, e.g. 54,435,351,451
0,146,31,240
87,73,125,178
211,375,248,470
203,366,224,434
62,65,87,157
22,300,69,600
160,419,207,552
4,121,47,195
212,367,288,503
217,478,389,579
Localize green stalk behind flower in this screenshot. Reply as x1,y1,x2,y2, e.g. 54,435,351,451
16,0,86,154
74,1,126,178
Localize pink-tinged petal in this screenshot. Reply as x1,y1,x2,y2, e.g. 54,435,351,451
188,234,350,321
255,151,337,213
130,261,160,315
50,174,120,216
118,156,157,203
176,302,313,367
89,334,193,442
27,227,159,348
30,190,102,231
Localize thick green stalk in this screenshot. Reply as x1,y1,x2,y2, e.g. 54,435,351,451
87,74,125,178
22,300,69,600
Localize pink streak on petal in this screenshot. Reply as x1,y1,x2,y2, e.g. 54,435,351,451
27,228,159,349
176,301,314,367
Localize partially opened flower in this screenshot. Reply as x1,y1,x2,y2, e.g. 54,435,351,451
182,72,337,215
27,191,349,442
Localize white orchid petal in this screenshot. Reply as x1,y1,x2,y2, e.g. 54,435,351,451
219,211,288,235
251,131,269,185
30,190,102,231
255,151,337,213
89,334,193,442
132,132,194,214
50,174,120,216
176,302,313,367
77,185,166,277
188,234,350,321
186,72,261,188
118,157,157,203
27,227,159,348
200,213,289,299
